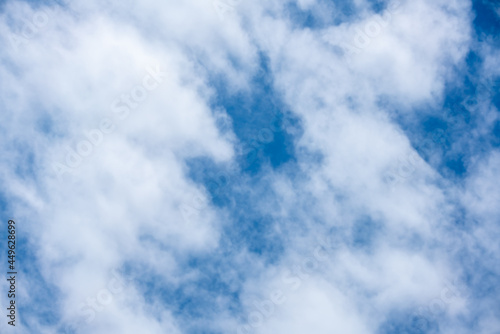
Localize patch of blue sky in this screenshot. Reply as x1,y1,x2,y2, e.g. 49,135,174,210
392,70,491,181
488,77,500,116
445,237,500,322
447,205,471,230
176,70,304,327
225,184,286,260
131,251,246,333
376,309,441,334
32,104,69,139
13,238,65,330
350,215,383,252
284,0,391,30
380,1,500,181
184,157,232,209
491,119,500,147
284,1,334,29
0,190,9,220
230,216,285,259
0,124,40,182
184,159,288,268
366,0,387,14
461,278,499,330
472,0,500,43
134,176,288,330
208,57,300,175
13,146,37,181
181,56,300,287
471,269,499,300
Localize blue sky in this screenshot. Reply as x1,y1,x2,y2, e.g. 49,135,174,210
0,0,499,333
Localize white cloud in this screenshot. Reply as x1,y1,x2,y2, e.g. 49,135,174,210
0,0,249,332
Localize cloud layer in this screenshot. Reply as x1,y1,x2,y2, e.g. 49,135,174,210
0,0,499,333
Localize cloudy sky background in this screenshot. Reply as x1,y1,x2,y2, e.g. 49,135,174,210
0,0,499,333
